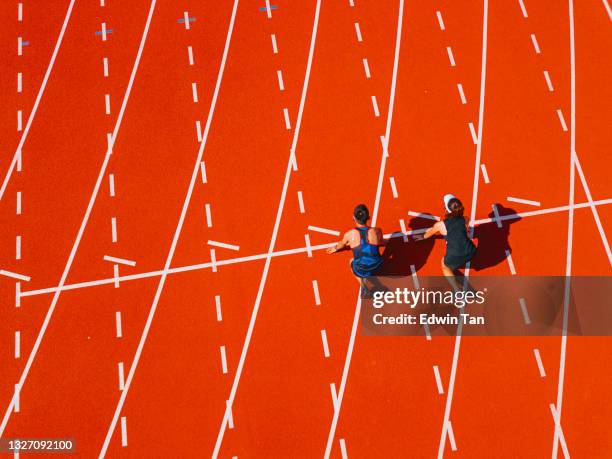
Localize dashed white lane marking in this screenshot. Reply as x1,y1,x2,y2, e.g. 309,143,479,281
492,204,502,228
348,0,355,6
17,110,23,132
543,70,554,91
339,438,348,459
518,0,529,17
17,151,22,172
436,11,445,30
276,70,285,91
389,177,398,198
362,58,371,79
304,234,313,257
468,122,478,144
191,82,199,103
226,400,234,429
457,83,467,104
557,108,568,131
371,95,380,117
220,346,228,374
210,249,217,273
105,94,111,115
308,225,340,236
13,385,20,413
312,280,321,305
106,132,113,151
379,135,389,157
408,211,439,221
603,0,612,22
103,255,136,266
321,330,330,357
297,191,305,213
18,2,23,21
196,120,203,142
507,196,541,207
101,22,108,41
265,0,272,18
398,218,408,242
270,33,278,54
480,164,490,183
433,365,444,394
187,46,194,65
533,349,546,377
330,383,339,410
283,108,291,129
18,37,23,56
549,404,570,459
207,240,240,251
0,270,30,282
15,282,21,307
446,420,457,451
423,322,432,341
205,203,212,227
410,264,420,289
100,0,105,6
17,73,22,93
111,217,118,242
183,11,190,30
16,236,21,260
354,22,363,42
16,192,22,215
108,174,115,196
120,416,127,446
215,295,223,321
530,33,541,54
118,362,125,390
15,332,20,359
505,250,517,275
115,311,123,338
113,264,120,288
519,297,531,324
103,57,109,77
200,161,207,183
446,46,456,66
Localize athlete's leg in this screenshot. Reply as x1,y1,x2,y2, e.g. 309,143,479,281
441,257,460,291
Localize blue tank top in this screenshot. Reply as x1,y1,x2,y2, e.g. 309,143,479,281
351,227,383,276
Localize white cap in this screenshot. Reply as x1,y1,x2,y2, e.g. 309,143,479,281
443,194,456,212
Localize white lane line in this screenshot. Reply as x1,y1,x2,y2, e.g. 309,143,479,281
543,70,554,91
507,196,541,207
120,417,128,447
200,161,207,182
116,311,123,338
196,120,203,142
398,219,408,242
212,3,321,454
111,217,118,242
17,73,22,93
17,111,23,132
276,70,285,91
297,191,305,213
362,58,371,79
15,332,20,359
226,400,234,429
109,174,115,196
18,2,23,21
16,192,22,215
103,255,136,267
104,94,111,115
0,0,156,439
518,0,528,17
354,23,363,42
533,349,546,377
380,135,389,157
433,365,444,394
215,295,223,321
220,346,228,374
505,250,517,275
283,108,291,129
408,211,439,221
210,249,218,273
101,22,108,41
13,386,19,413
271,33,278,54
492,204,502,228
436,11,445,30
410,265,420,289
446,46,456,66
330,383,338,410
304,234,313,257
183,11,190,30
118,362,125,390
480,164,490,183
519,298,531,325
100,0,105,6
113,264,120,288
0,0,76,201
446,420,457,451
468,122,478,144
265,0,272,18
557,109,568,131
308,225,340,236
550,404,571,459
192,82,199,103
312,280,321,305
16,152,22,172
18,37,23,56
339,439,348,459
16,283,21,307
106,133,113,152
207,240,240,251
349,0,355,6
290,151,298,171
205,203,212,227
103,57,109,77
530,33,541,54
603,0,612,22
371,95,380,117
457,83,467,104
389,177,398,198
321,330,331,358
16,236,21,260
187,46,194,65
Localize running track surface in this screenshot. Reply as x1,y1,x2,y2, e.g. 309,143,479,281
1,1,611,457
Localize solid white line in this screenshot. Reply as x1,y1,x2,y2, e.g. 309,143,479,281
492,204,502,228
457,83,467,104
505,250,516,275
389,177,398,198
16,191,22,215
354,22,363,42
15,332,20,359
339,439,348,459
371,95,380,117
297,191,305,213
17,73,22,93
380,135,389,157
118,362,125,390
108,174,115,196
17,111,23,132
205,203,212,227
519,298,531,325
226,400,234,429
283,108,291,129
212,3,321,456
113,264,120,288
196,120,203,142
192,82,199,103
215,295,223,321
183,11,190,30
507,196,541,207
602,0,612,21
362,58,371,79
433,365,444,394
210,249,217,273
480,164,490,183
312,280,321,305
330,383,338,410
321,330,331,358
446,46,456,66
530,33,541,54
187,46,194,65
103,255,136,266
410,264,420,289
408,211,439,221
533,349,546,377
120,417,127,446
208,240,240,251
304,234,313,257
265,0,272,18
271,34,278,54
200,161,207,183
518,0,528,17
277,70,285,91
557,109,568,131
116,311,123,338
468,122,478,144
13,386,19,413
0,269,30,283
0,0,76,201
220,346,228,374
103,57,109,77
111,217,118,242
446,420,457,451
308,225,340,236
436,11,445,30
550,404,571,458
15,236,21,260
543,70,554,91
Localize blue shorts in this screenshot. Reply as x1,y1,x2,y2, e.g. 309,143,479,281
351,259,383,278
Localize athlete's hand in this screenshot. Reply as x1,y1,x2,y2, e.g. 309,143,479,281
412,234,424,241
326,246,337,254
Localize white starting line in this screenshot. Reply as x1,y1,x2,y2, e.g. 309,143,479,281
507,196,541,207
408,211,439,221
103,255,136,267
208,240,240,251
308,225,340,237
0,269,31,282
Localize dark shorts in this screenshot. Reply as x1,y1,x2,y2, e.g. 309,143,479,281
351,259,383,278
444,249,477,271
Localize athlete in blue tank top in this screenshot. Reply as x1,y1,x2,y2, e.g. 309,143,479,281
327,204,384,287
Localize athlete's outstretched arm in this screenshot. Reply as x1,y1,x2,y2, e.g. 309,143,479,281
327,231,352,254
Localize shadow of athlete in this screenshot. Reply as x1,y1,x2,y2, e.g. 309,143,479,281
471,203,521,271
378,217,436,276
